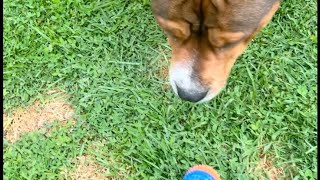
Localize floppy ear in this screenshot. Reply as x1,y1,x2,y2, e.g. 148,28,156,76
151,0,169,18
156,16,190,40
257,1,280,30
245,1,280,42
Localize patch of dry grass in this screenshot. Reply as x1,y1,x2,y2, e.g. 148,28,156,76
253,155,284,180
3,90,75,143
62,155,109,180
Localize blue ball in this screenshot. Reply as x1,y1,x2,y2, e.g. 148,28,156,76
183,170,216,180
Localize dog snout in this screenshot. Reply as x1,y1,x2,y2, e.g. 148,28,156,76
169,61,211,102
175,84,208,102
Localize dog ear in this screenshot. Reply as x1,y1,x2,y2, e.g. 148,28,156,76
245,1,280,43
151,0,169,18
156,16,191,40
256,1,280,30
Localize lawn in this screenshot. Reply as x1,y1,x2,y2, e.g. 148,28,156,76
3,0,317,179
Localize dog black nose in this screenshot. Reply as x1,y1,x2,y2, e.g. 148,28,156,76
176,85,208,102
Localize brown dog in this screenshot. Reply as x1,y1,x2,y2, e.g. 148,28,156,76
152,0,280,103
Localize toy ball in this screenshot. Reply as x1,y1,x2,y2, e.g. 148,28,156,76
183,165,221,180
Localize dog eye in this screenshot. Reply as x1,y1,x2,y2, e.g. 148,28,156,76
156,16,190,40
165,29,187,40
221,41,240,49
208,29,245,48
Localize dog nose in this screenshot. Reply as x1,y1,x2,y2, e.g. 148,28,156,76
176,84,208,102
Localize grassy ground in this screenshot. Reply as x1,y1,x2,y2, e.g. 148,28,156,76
3,0,317,179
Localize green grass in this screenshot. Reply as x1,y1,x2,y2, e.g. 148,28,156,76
3,0,317,179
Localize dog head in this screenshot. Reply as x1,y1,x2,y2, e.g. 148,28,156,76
152,0,280,103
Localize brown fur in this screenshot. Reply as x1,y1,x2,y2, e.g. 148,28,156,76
152,0,280,99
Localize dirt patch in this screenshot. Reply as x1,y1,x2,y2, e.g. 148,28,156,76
157,65,169,80
156,64,171,91
3,90,75,143
62,155,109,180
84,141,132,180
253,155,284,180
